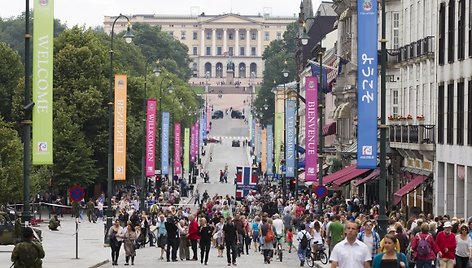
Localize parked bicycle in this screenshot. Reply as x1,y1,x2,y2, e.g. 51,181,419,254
306,242,328,267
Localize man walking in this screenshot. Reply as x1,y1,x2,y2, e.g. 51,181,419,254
327,215,344,256
11,227,45,268
329,221,371,268
436,221,456,268
188,214,200,261
296,223,312,267
357,219,380,261
222,216,239,266
165,209,180,262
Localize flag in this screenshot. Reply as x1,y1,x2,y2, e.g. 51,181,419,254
337,56,350,75
310,62,336,93
235,166,258,199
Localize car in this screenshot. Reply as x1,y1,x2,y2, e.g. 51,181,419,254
212,110,223,119
205,137,221,143
231,110,244,119
232,140,240,147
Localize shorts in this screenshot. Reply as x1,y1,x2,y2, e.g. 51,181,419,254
252,233,259,242
288,241,293,247
158,235,167,248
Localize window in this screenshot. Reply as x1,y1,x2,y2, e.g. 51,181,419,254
240,47,245,56
192,47,197,56
240,32,245,40
168,31,174,37
251,32,256,40
217,31,222,40
206,47,211,56
251,47,257,56
181,31,186,40
439,3,446,65
448,0,455,63
276,32,282,40
264,31,270,41
447,83,454,145
392,13,400,49
468,80,472,145
457,81,465,145
206,31,211,40
228,33,234,40
217,47,222,56
228,47,233,56
458,0,466,60
438,84,445,144
193,31,198,40
392,89,399,115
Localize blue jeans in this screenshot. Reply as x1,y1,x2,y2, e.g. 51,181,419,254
297,245,307,262
416,259,433,268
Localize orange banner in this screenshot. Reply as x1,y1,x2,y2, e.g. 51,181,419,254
261,128,267,174
114,74,127,181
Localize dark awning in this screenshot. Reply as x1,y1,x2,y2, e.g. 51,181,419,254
393,175,428,204
354,170,380,187
332,168,371,187
322,122,337,136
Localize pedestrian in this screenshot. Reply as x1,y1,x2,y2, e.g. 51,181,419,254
296,223,311,267
379,227,401,253
11,227,45,268
327,214,344,257
157,214,168,260
260,217,275,264
48,215,61,231
178,218,190,260
455,224,472,268
287,227,293,253
214,216,225,257
123,221,137,265
329,221,371,268
411,222,440,268
436,221,457,268
194,189,200,205
372,234,408,268
108,219,124,266
86,198,95,223
251,216,261,252
233,213,245,256
165,209,180,262
188,214,200,261
199,217,213,265
222,216,239,266
357,219,380,261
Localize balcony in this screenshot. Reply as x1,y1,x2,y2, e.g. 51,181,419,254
389,124,435,152
398,36,435,63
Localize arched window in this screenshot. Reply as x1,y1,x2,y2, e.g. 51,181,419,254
192,63,198,77
204,62,212,77
238,63,246,78
216,62,223,78
250,63,257,77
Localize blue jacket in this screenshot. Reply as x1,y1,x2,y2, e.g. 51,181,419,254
372,252,408,268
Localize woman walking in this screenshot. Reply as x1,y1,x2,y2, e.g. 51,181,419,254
108,219,124,266
199,218,213,265
178,218,190,260
157,214,168,260
251,216,261,252
260,217,275,264
214,216,225,257
123,221,137,265
372,234,408,268
455,224,472,268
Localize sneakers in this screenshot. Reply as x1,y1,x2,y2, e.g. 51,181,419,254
232,262,237,266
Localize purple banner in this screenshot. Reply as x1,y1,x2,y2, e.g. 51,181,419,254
305,76,318,182
206,106,211,132
174,123,182,176
190,123,196,162
195,120,200,157
145,99,157,177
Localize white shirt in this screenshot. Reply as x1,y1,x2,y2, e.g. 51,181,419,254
297,230,312,242
272,219,284,236
329,238,371,268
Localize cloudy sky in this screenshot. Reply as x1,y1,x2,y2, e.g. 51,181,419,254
2,0,322,28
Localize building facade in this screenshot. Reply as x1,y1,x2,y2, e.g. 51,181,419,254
104,13,296,85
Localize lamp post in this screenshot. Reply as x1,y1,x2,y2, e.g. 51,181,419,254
106,14,134,243
378,0,389,238
281,62,289,202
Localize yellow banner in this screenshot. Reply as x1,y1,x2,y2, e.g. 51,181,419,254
261,128,267,173
114,74,127,181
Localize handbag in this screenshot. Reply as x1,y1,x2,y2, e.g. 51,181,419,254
265,225,274,242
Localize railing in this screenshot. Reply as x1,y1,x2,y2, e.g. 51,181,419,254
389,124,436,145
397,36,435,62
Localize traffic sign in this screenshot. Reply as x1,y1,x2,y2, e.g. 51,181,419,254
69,186,85,202
314,185,328,199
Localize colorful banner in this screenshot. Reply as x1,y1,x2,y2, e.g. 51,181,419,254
190,123,196,162
206,106,211,132
305,76,318,182
274,113,284,174
161,112,170,175
145,99,157,177
195,120,200,158
248,113,253,146
261,128,267,173
184,128,190,175
251,119,256,148
32,0,54,165
257,125,262,163
200,114,205,149
357,0,378,168
174,123,182,177
285,99,296,177
114,74,127,181
266,125,274,176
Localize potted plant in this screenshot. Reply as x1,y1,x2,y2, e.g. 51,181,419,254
406,114,413,120
416,114,425,121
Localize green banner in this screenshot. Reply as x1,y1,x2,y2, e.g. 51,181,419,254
249,113,253,142
274,112,284,174
32,0,54,165
184,128,190,176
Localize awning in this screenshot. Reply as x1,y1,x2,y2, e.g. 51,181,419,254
393,175,428,204
322,164,357,184
332,167,371,187
354,170,380,186
322,122,337,136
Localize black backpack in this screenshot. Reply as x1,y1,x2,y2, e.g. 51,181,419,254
300,231,309,250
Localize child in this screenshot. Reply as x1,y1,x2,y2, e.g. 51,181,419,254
287,227,293,253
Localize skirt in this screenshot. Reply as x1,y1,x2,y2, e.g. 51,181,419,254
158,234,167,248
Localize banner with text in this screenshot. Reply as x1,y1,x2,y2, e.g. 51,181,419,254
190,123,196,162
274,113,284,174
257,125,262,163
174,123,182,177
32,0,54,165
195,120,200,158
184,128,190,176
357,0,378,168
145,99,157,177
266,125,274,176
285,99,296,177
304,76,318,182
261,128,267,173
161,112,170,175
114,74,127,180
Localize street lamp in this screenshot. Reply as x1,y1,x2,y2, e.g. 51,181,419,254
106,14,134,243
281,61,289,202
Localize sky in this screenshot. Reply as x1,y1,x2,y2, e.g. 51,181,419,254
1,0,323,28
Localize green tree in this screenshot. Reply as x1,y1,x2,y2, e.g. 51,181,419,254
0,42,23,122
0,116,23,205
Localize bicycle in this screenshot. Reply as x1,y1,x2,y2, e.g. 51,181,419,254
306,242,328,267
273,234,283,262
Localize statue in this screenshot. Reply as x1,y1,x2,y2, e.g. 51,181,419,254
226,59,235,71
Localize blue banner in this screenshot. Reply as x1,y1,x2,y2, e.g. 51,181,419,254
285,99,296,177
357,0,378,168
200,114,205,151
251,119,256,147
202,112,207,140
257,126,262,163
266,125,274,176
161,112,170,175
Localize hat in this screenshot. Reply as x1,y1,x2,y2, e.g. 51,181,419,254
443,221,452,228
387,227,396,233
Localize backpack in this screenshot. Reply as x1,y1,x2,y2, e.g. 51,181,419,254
265,224,274,242
300,231,309,250
416,234,431,257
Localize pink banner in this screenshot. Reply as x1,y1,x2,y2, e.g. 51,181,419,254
145,99,157,177
305,76,318,182
190,123,196,162
195,120,200,157
174,123,182,176
206,106,211,132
